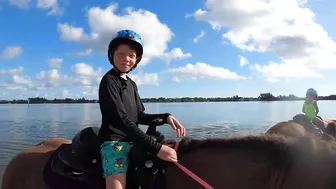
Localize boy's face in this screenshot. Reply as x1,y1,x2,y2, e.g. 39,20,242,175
113,44,137,73
307,95,314,101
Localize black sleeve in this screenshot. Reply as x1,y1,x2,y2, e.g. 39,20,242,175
99,77,162,154
133,82,171,125
138,111,171,126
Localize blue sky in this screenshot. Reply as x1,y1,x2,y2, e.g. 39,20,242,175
0,0,336,100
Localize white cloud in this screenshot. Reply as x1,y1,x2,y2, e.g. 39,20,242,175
9,0,31,8
72,76,101,87
62,89,70,98
250,61,323,82
12,75,31,85
239,56,248,66
35,71,46,80
128,72,159,86
191,0,336,81
47,58,63,68
2,64,160,100
81,86,97,97
171,76,181,83
0,91,5,97
57,4,190,64
33,63,102,90
37,0,61,16
71,62,102,77
8,0,62,15
72,49,93,56
0,46,23,59
3,84,27,92
0,63,105,99
35,69,71,87
193,30,206,43
0,81,28,92
0,66,24,75
58,23,89,42
168,62,246,80
161,48,192,63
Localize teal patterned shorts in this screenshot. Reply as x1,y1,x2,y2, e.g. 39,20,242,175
100,141,134,178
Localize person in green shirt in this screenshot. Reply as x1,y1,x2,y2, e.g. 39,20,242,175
302,88,325,131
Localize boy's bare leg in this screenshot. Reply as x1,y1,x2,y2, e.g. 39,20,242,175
106,173,126,189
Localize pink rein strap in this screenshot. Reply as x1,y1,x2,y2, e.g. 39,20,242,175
173,141,214,189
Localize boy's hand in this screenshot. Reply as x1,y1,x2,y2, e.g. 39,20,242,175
157,145,177,163
167,115,186,137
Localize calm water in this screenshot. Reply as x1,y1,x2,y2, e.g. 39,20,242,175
1,101,336,182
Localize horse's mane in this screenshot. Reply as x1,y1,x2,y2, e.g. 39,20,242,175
167,134,336,158
176,134,293,155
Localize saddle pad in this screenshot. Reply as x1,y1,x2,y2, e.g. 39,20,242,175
43,144,102,189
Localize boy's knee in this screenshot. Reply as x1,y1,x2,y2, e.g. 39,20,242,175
106,173,127,189
103,166,129,178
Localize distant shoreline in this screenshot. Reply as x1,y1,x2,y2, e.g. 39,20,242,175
1,93,335,104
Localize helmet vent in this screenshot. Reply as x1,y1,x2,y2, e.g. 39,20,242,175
126,33,134,38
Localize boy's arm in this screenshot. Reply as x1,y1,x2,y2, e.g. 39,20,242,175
138,110,171,126
314,101,319,115
302,103,305,113
137,102,171,126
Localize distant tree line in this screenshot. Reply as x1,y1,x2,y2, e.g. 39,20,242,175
0,97,97,104
0,93,335,104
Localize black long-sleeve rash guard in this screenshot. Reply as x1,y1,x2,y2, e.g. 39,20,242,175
98,69,171,155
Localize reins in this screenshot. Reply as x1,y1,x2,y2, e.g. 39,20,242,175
171,141,214,189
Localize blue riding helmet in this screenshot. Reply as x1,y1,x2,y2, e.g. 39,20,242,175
306,88,318,100
107,29,144,73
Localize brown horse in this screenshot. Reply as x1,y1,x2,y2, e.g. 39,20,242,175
265,121,308,138
266,114,336,140
3,129,336,189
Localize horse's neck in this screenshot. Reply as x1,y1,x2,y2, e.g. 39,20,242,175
167,147,286,189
